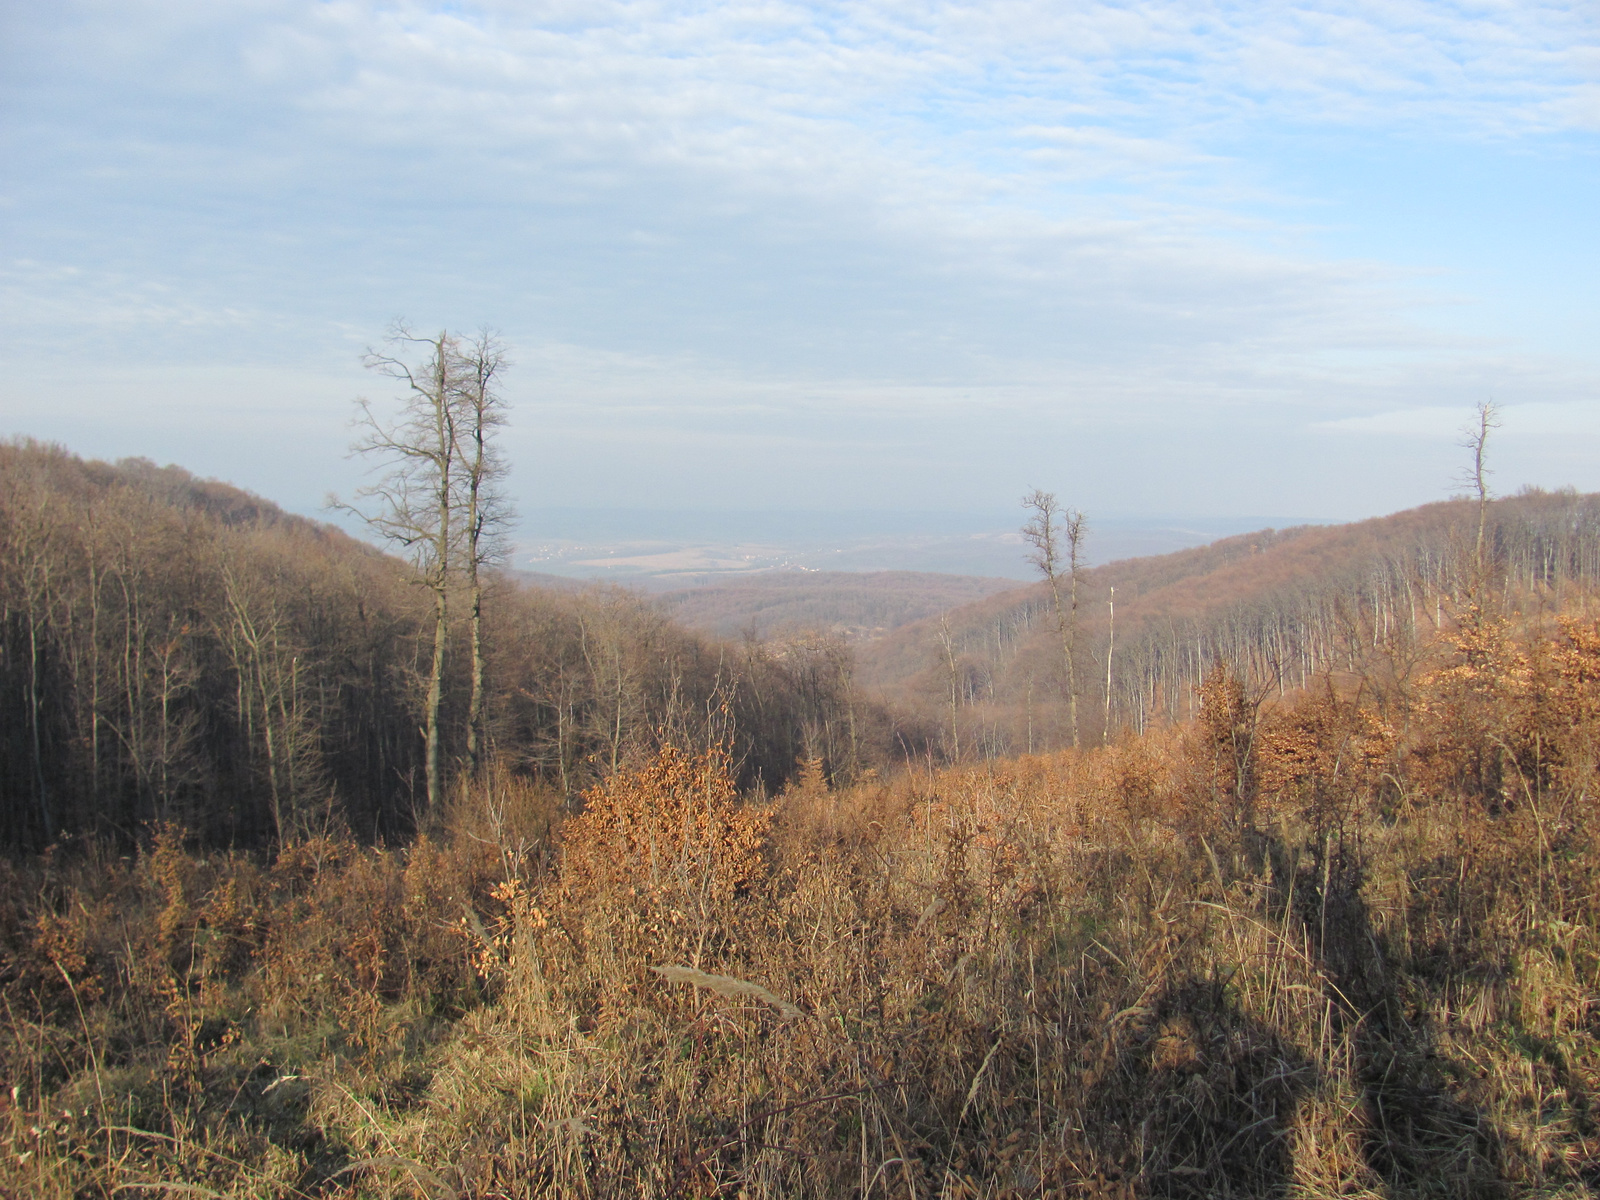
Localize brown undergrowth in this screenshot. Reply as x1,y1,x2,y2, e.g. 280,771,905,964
4,618,1600,1197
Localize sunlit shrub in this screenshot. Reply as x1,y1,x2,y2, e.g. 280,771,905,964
560,743,770,907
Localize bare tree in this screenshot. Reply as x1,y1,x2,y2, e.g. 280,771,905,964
1103,585,1114,745
1021,489,1086,749
452,331,513,776
937,614,961,762
1458,400,1501,586
335,327,461,816
217,561,323,842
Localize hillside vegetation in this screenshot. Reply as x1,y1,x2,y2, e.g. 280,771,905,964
5,443,1600,1197
863,489,1600,757
4,597,1600,1196
0,441,913,852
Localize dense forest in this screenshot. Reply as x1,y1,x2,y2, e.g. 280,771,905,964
0,440,906,853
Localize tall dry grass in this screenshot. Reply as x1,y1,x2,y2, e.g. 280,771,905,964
4,616,1600,1197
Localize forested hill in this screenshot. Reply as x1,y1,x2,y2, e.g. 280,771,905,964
0,441,905,852
861,489,1600,755
10,437,1599,851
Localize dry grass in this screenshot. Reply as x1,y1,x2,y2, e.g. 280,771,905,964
5,617,1600,1197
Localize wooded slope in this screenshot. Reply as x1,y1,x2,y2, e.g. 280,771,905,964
0,441,910,851
861,489,1600,753
8,600,1600,1196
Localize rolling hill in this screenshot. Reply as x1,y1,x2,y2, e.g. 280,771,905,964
856,489,1600,753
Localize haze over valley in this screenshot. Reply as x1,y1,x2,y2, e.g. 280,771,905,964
513,508,1302,584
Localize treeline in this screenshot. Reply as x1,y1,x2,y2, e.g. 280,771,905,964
867,488,1600,758
0,441,913,852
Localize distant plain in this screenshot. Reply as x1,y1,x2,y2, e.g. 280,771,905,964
514,508,1326,585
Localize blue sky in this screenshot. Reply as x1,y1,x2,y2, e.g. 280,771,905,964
1,0,1596,527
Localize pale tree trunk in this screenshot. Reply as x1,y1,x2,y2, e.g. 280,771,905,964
1021,490,1086,751
426,334,452,816
467,582,484,773
1064,511,1084,749
425,582,447,815
1103,585,1114,746
1463,401,1500,594
938,615,960,762
455,331,508,777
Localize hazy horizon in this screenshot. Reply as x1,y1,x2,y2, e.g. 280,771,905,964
510,506,1335,582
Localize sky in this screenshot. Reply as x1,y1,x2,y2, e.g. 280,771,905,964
1,0,1596,534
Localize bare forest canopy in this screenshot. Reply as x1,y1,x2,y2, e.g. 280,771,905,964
0,440,917,852
862,487,1600,757
8,433,1600,854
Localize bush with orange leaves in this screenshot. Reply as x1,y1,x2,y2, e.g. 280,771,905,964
1186,662,1264,831
559,743,770,908
1545,614,1600,794
1410,606,1534,807
1184,663,1395,839
476,745,777,1038
1255,683,1393,833
1412,608,1600,808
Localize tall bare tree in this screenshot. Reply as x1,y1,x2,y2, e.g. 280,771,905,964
452,331,513,776
1103,585,1114,745
336,327,461,816
1022,489,1086,749
1459,400,1501,587
937,614,961,761
217,561,323,842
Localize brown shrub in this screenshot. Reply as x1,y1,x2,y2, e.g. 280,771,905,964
1255,682,1393,833
560,743,770,907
